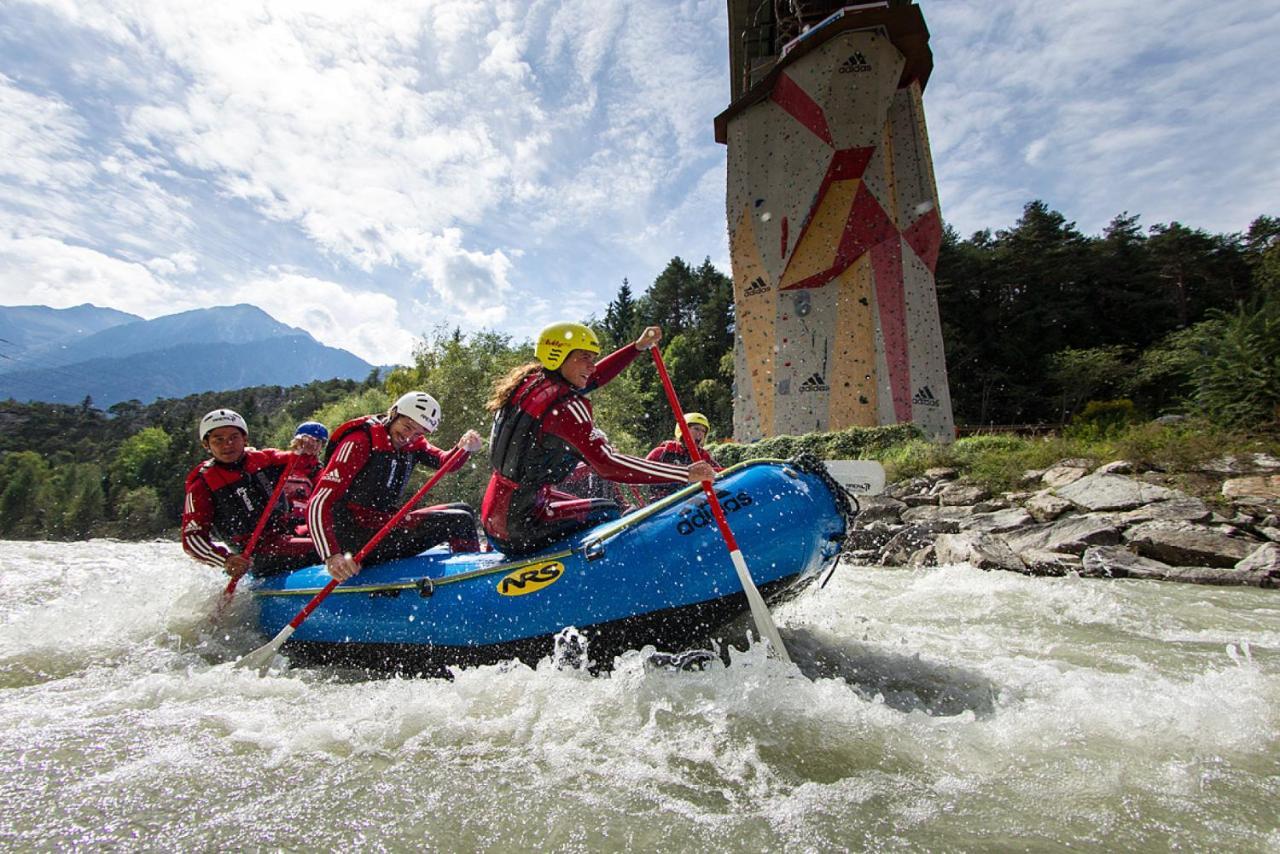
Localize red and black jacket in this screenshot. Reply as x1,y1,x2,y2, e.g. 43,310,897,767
481,348,688,544
306,416,464,560
181,448,293,568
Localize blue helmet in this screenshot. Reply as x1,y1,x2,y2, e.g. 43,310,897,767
294,421,329,442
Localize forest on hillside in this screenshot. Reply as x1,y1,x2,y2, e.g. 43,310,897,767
1,201,1277,541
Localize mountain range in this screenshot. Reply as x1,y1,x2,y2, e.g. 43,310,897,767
0,303,374,406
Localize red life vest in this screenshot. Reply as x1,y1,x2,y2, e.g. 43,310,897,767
190,450,289,543
326,416,430,512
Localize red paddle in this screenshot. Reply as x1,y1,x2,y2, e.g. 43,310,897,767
235,449,461,672
650,347,791,663
215,453,302,615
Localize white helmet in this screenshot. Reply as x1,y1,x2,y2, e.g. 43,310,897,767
392,391,441,433
199,408,248,441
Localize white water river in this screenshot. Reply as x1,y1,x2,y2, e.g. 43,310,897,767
1,540,1277,851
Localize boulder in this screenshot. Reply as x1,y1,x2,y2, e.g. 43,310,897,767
1055,472,1182,512
1236,542,1280,573
1080,547,1266,585
901,494,939,507
1017,548,1082,577
1003,515,1123,555
1096,460,1135,475
958,507,1034,534
1081,545,1175,579
1118,497,1212,524
1025,491,1073,522
936,483,990,506
1200,454,1280,475
1222,475,1280,506
1040,464,1091,489
842,526,896,553
886,477,932,500
853,495,906,525
1123,521,1258,567
907,544,937,567
935,531,1027,573
900,505,975,525
924,467,958,481
878,522,958,566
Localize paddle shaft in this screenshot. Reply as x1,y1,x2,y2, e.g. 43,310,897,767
237,448,461,667
649,347,791,663
221,453,302,601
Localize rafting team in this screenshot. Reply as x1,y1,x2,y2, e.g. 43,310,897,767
182,322,723,583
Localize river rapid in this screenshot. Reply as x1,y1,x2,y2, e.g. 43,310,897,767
1,539,1277,852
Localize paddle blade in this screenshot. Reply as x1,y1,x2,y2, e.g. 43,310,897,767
234,625,295,674
728,548,792,664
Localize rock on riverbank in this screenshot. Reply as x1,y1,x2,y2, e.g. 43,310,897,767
844,454,1280,588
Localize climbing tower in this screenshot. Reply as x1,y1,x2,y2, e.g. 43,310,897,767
717,1,954,440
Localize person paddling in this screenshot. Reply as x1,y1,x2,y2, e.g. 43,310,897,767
481,322,715,555
182,409,319,579
307,392,484,582
645,412,723,500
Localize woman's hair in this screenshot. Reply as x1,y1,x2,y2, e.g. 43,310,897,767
486,362,543,412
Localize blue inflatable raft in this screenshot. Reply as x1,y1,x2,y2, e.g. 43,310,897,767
252,456,855,673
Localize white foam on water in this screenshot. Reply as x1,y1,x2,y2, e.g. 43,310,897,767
1,542,1277,850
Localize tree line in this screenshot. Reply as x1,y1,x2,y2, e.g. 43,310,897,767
1,201,1276,541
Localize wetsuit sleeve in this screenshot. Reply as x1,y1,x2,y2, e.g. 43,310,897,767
307,430,372,560
584,344,643,392
644,445,665,462
181,468,229,568
543,397,689,485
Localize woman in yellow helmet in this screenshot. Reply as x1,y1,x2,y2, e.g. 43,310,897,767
482,322,716,555
644,412,723,500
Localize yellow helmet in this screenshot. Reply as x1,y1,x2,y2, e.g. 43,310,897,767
536,322,601,371
679,412,711,439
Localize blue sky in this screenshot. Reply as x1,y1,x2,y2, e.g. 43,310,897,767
2,0,1276,365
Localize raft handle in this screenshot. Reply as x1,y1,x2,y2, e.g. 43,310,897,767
581,540,606,562
416,577,435,598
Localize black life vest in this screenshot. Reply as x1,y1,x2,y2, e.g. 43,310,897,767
325,416,425,512
489,371,582,489
197,452,288,542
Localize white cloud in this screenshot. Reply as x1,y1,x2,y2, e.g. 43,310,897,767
0,74,95,189
0,233,194,315
230,271,418,366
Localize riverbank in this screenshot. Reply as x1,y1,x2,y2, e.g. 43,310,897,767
845,451,1280,587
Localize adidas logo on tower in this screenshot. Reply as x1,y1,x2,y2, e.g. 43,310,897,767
838,52,871,73
799,373,830,392
912,385,940,407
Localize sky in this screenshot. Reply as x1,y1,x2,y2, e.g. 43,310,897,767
2,0,1276,366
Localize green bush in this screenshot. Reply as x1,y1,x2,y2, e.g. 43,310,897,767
1064,399,1141,441
1193,297,1280,429
112,486,171,538
706,423,921,468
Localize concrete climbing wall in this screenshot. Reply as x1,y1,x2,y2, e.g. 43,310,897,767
723,25,954,441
